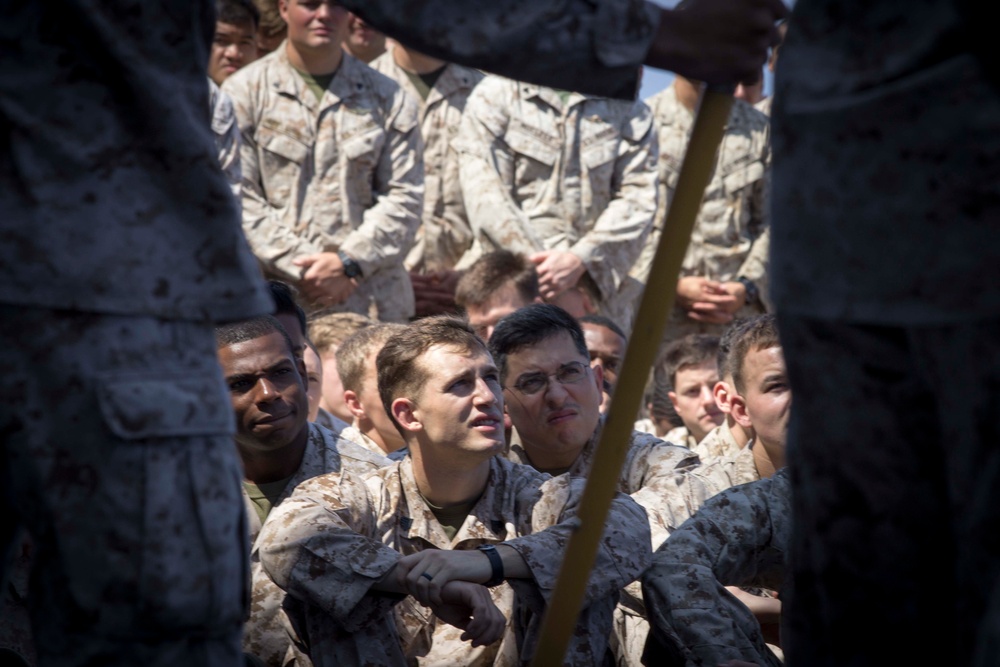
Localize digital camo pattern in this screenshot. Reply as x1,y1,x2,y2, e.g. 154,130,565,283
693,421,745,464
0,309,251,666
506,423,700,667
370,47,484,272
259,455,650,666
628,85,771,341
339,424,409,462
455,75,659,324
224,46,424,321
210,78,243,201
243,423,390,667
0,1,272,322
664,425,698,450
336,0,659,100
642,469,790,667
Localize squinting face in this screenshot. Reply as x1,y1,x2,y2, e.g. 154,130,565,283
218,332,308,453
208,21,257,84
465,283,532,342
738,346,791,451
581,322,625,390
407,345,505,457
669,361,724,443
502,332,602,456
280,0,350,52
302,344,324,422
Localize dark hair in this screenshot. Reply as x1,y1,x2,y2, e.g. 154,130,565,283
730,314,781,394
217,0,260,29
578,313,627,342
268,280,307,338
215,314,295,357
454,250,539,309
376,316,488,433
488,303,588,384
659,333,720,389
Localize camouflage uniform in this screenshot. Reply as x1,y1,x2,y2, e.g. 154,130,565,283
210,78,243,200
629,85,770,342
455,75,659,327
771,6,1000,664
755,95,773,117
370,46,484,272
663,425,698,450
692,421,745,464
642,469,790,667
1,3,271,665
338,425,408,462
258,455,651,666
506,422,700,667
243,423,390,667
224,46,424,321
0,532,35,666
337,0,661,100
313,407,350,437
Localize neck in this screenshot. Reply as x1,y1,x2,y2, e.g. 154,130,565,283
673,75,702,113
239,429,309,484
727,414,752,448
521,437,584,472
751,438,784,479
286,39,343,75
409,443,491,507
356,417,404,454
393,46,445,75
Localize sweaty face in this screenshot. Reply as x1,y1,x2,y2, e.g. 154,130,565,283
581,322,626,390
502,332,602,457
465,283,532,342
738,346,791,451
208,21,258,84
407,345,505,458
669,361,724,443
280,0,350,53
218,332,309,453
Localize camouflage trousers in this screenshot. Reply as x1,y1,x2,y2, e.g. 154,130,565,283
778,314,1000,667
0,306,247,667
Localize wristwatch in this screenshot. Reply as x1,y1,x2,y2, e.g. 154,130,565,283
737,276,758,306
338,251,363,279
477,544,505,587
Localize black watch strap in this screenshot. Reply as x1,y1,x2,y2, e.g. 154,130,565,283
477,544,505,587
737,276,758,305
338,250,363,279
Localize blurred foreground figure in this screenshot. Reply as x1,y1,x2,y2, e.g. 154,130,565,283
339,0,788,99
771,3,1000,666
0,2,270,666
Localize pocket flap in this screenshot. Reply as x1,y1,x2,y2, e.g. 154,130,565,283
97,372,234,440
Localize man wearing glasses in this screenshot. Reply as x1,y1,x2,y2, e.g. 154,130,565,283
488,303,703,667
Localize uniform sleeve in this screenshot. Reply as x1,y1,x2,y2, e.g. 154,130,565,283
736,128,772,308
224,73,319,282
570,104,659,305
257,472,403,631
456,82,547,256
641,473,790,667
339,89,424,278
210,81,243,202
624,436,702,550
335,0,659,100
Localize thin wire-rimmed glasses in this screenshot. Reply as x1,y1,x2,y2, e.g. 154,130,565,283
505,361,590,396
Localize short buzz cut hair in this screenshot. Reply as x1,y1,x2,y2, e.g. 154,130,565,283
214,314,295,357
487,303,589,385
729,314,781,395
308,311,373,356
217,0,260,29
268,279,307,339
717,317,753,382
578,313,627,342
335,322,407,395
659,333,721,389
377,316,489,432
454,250,539,310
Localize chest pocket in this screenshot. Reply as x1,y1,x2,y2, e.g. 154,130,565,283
257,126,311,206
340,111,383,169
505,120,560,179
721,158,765,197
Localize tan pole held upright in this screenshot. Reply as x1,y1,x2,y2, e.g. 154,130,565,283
527,84,736,667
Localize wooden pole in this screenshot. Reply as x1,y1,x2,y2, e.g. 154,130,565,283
528,86,735,667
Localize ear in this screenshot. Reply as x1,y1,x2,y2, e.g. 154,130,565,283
730,393,753,430
590,362,604,393
668,390,680,413
296,356,308,387
278,0,291,22
391,397,422,434
713,380,734,414
343,389,366,421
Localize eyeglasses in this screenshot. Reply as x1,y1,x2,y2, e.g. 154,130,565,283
507,361,590,396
